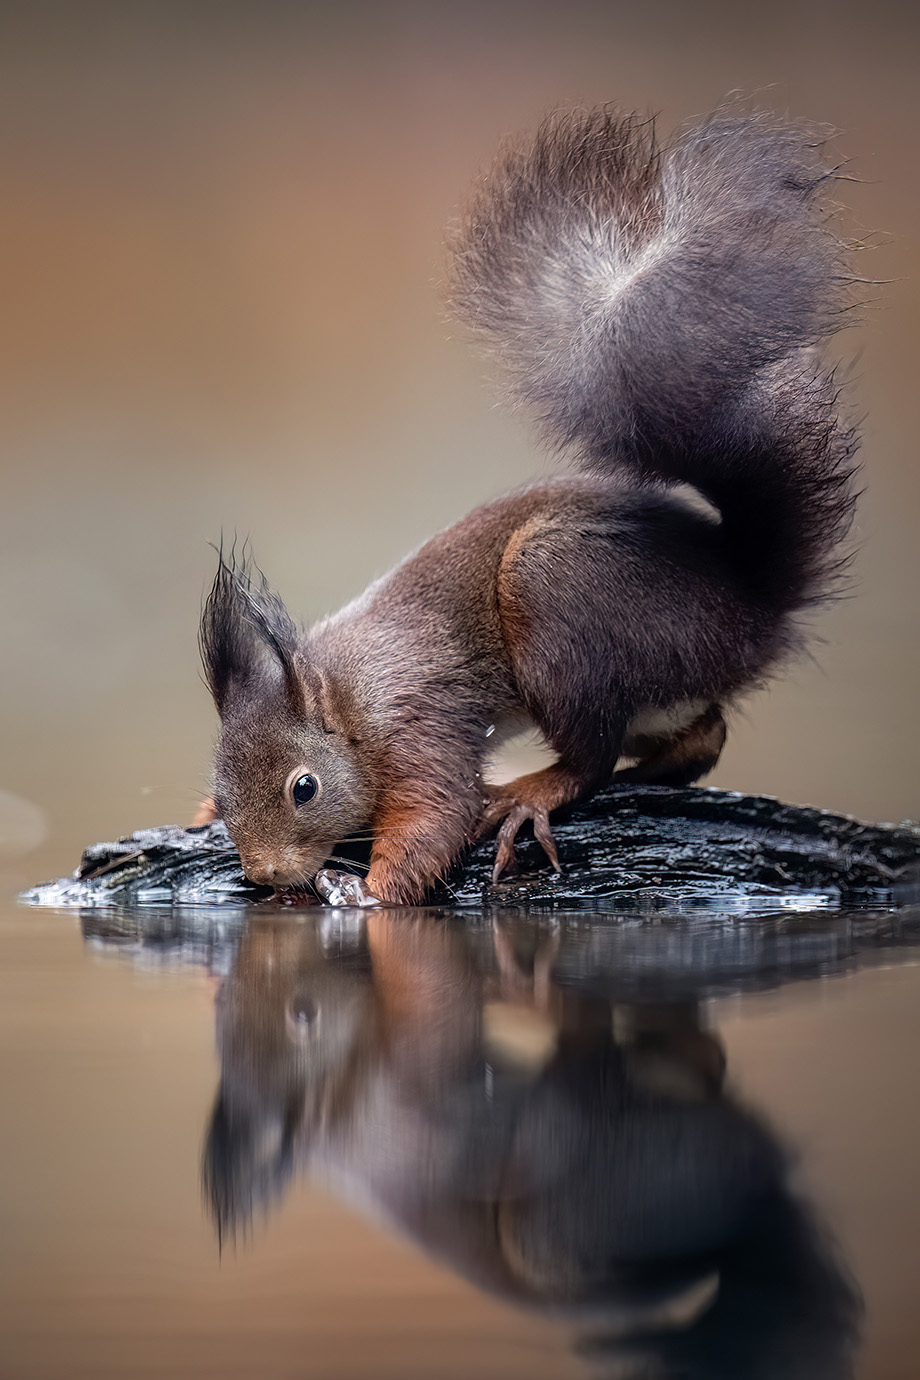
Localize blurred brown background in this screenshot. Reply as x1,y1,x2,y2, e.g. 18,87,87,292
1,0,917,892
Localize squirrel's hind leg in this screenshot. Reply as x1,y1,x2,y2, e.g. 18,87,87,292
614,704,727,787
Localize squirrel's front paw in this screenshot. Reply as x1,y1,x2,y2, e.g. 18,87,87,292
490,804,561,883
314,869,382,908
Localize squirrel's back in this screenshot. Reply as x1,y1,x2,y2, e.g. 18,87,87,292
449,102,859,624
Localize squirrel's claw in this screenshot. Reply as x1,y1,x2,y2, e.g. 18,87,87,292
315,869,382,908
491,805,561,883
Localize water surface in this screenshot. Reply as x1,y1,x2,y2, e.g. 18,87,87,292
2,899,919,1379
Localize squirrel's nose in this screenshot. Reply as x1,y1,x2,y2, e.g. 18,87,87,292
243,860,283,887
241,851,305,888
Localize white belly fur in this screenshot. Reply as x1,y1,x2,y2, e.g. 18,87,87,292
623,699,710,745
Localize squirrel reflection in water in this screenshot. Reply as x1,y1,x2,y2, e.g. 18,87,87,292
203,914,859,1378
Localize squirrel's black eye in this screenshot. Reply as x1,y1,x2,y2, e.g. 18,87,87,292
292,773,318,806
285,991,320,1042
290,994,317,1026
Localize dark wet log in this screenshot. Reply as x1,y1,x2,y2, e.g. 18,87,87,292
20,785,920,910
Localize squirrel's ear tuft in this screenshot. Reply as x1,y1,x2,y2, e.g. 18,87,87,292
199,547,304,716
201,1087,296,1251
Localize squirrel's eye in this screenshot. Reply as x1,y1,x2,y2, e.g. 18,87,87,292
292,773,318,806
289,994,317,1026
285,991,320,1042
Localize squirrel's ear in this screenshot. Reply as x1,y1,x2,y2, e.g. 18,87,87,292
199,553,305,717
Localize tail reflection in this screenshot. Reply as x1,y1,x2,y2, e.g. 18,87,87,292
203,912,860,1377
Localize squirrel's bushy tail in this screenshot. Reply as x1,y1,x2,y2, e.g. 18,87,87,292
449,103,859,613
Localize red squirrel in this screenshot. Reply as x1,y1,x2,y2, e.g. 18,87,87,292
199,102,858,906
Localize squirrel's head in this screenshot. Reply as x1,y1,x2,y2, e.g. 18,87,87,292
200,554,374,890
202,918,377,1240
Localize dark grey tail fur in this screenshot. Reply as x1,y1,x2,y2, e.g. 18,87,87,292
449,103,859,613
